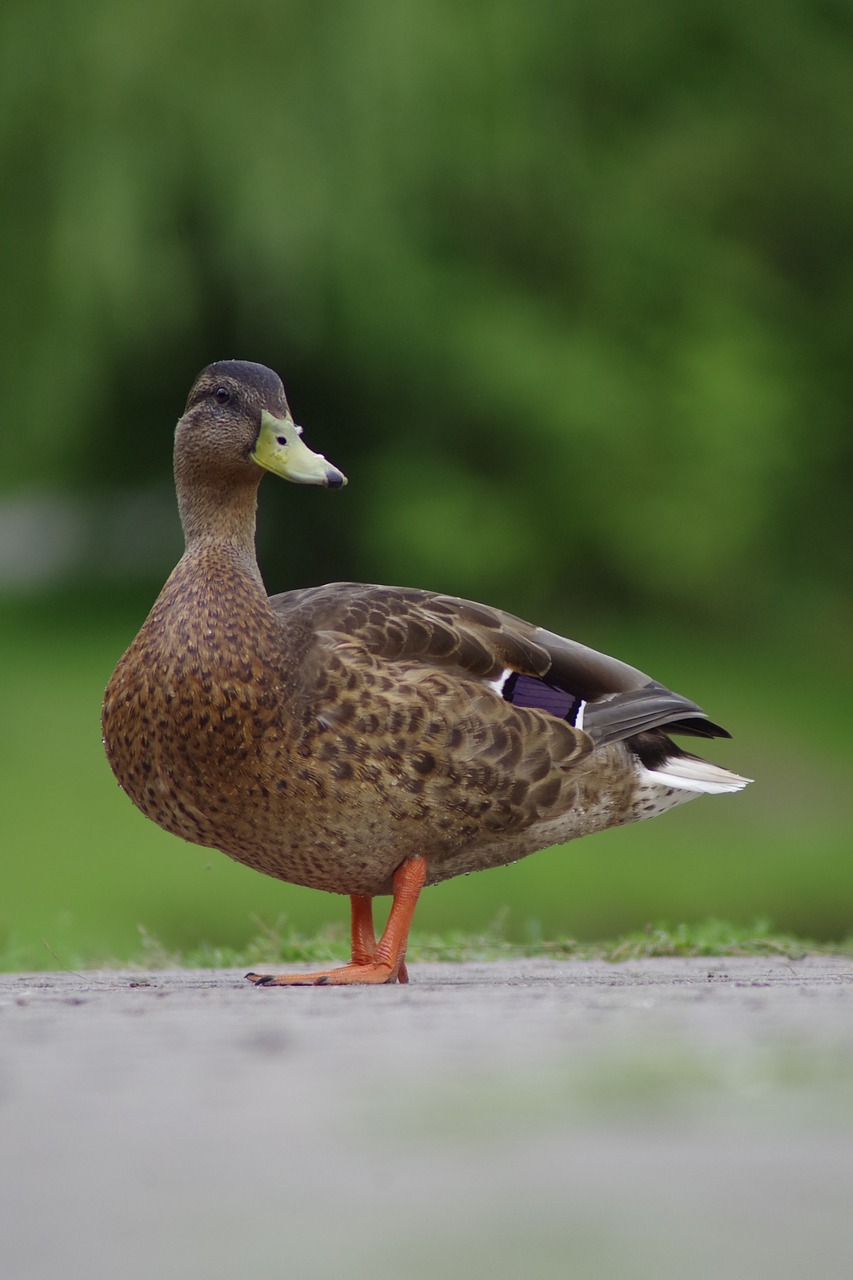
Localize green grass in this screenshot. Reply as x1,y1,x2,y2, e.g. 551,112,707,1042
2,591,852,972
5,916,851,974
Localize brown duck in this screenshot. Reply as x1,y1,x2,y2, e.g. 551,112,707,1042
102,360,751,985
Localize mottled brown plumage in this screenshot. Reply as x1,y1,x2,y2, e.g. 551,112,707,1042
102,360,750,985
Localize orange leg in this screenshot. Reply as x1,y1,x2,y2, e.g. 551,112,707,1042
349,894,378,965
246,856,426,986
347,893,410,981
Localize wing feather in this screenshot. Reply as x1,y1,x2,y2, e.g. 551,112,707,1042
269,583,730,746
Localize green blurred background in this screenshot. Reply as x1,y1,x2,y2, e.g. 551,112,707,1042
2,0,851,968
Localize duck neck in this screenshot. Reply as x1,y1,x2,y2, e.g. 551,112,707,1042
176,463,266,585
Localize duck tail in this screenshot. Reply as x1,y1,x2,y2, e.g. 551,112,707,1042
637,753,752,795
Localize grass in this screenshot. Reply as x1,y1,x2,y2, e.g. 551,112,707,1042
136,914,853,969
5,916,850,974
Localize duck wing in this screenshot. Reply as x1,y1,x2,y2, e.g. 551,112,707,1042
269,583,729,748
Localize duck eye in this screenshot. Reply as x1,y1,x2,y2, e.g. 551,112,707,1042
214,386,231,405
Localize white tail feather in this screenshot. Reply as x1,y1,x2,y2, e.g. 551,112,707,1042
638,758,752,796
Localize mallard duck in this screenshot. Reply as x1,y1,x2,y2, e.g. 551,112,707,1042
102,360,750,985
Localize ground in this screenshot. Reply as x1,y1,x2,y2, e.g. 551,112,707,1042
2,956,852,1279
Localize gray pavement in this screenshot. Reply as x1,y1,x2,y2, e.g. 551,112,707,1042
2,956,853,1280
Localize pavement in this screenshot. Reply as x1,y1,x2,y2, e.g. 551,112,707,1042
2,956,853,1280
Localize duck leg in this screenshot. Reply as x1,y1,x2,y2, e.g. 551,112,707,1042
349,894,379,963
246,856,427,986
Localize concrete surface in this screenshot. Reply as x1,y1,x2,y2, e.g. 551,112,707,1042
2,956,852,1280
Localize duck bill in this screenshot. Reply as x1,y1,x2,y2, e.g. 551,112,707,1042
252,410,347,488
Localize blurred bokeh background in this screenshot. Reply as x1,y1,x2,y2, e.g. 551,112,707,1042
2,0,851,967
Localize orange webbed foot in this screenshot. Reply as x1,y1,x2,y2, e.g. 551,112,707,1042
245,858,424,989
246,961,404,986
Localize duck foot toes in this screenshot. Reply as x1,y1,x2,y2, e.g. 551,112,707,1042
245,971,315,987
245,963,401,986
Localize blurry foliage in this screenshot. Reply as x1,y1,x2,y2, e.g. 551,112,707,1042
1,0,852,624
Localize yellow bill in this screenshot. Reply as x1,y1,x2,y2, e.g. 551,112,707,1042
252,410,347,488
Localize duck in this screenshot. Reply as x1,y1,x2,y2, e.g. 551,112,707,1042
102,359,751,985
